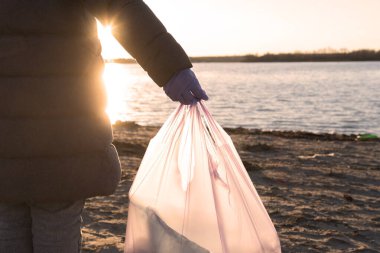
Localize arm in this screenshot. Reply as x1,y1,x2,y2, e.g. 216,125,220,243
84,0,192,87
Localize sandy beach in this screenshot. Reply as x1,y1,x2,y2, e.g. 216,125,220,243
81,122,380,253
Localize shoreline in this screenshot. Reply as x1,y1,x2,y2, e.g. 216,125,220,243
113,120,379,142
82,121,380,252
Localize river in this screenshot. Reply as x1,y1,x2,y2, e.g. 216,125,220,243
103,61,380,134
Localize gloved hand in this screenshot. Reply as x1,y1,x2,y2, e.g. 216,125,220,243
163,69,208,105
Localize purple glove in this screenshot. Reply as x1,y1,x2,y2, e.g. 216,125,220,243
164,69,209,105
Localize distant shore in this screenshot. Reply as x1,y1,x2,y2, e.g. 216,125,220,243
105,49,380,63
82,122,380,252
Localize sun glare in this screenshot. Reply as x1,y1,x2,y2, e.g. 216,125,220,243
102,63,137,123
96,21,133,122
96,20,130,59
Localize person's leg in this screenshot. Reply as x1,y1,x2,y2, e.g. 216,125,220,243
30,200,85,253
0,202,33,253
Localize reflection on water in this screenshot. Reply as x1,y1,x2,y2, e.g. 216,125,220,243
103,62,380,134
103,64,135,122
102,63,176,124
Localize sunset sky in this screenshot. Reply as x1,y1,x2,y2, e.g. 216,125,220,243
98,0,380,58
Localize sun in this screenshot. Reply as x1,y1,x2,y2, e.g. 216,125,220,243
96,20,130,59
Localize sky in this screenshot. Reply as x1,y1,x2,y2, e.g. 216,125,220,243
98,0,380,58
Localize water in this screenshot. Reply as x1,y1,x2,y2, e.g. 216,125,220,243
103,61,380,134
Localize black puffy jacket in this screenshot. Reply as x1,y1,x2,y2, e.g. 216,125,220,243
0,0,192,202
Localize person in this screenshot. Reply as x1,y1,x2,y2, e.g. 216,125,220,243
0,0,208,252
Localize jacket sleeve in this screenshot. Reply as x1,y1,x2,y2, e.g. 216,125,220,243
83,0,192,87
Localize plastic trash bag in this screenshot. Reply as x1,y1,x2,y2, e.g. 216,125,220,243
125,102,281,253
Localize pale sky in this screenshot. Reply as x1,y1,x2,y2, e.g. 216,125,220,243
99,0,380,58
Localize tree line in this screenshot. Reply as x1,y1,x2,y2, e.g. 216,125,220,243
106,49,380,63
190,50,380,63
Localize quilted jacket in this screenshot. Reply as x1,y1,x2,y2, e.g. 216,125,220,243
0,0,192,202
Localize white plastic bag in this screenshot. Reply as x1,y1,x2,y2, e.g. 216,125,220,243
125,102,281,253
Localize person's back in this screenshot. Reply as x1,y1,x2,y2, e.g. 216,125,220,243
0,0,121,202
0,2,121,251
0,1,207,252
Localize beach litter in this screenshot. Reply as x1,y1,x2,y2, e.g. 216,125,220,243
356,133,379,141
298,153,335,159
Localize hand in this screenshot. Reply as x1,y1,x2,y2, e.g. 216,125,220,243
163,69,209,105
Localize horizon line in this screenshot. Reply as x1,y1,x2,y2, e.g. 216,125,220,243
104,49,380,63
103,48,380,61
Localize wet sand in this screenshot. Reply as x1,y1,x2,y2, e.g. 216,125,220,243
82,122,380,252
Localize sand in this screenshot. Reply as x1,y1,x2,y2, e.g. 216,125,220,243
81,122,380,252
